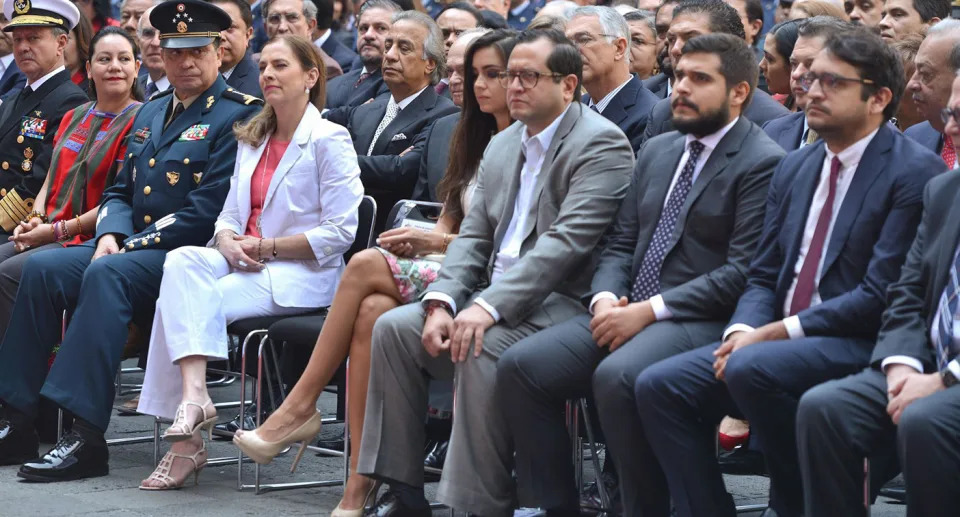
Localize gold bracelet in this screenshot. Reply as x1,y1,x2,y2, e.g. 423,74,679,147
440,233,450,254
75,215,83,237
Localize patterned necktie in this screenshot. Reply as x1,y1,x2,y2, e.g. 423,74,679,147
354,72,371,87
789,156,842,316
942,135,956,169
630,140,705,302
804,128,819,146
144,80,158,99
367,101,399,155
935,249,960,369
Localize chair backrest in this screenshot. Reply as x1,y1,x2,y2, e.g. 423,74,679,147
345,195,376,262
386,199,444,232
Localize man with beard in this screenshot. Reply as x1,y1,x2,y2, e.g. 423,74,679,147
903,19,960,168
641,0,680,99
641,0,788,143
324,0,397,109
496,32,784,517
634,27,946,517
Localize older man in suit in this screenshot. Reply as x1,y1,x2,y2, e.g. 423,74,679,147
357,29,635,517
569,6,658,153
324,0,396,109
136,7,170,98
634,29,946,517
641,0,788,144
0,15,23,100
797,69,960,517
497,33,784,517
325,10,457,231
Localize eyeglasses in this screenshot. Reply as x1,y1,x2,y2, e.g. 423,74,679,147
941,107,960,125
800,71,875,93
569,32,618,47
266,12,303,24
497,70,564,88
441,28,466,40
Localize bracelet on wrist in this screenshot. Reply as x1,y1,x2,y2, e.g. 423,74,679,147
24,211,47,224
425,299,453,317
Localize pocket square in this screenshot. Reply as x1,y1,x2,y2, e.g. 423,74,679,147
391,133,408,142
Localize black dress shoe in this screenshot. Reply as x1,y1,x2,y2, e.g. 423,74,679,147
759,508,778,517
424,439,448,470
213,404,268,440
316,428,345,452
364,489,432,517
17,431,108,482
717,446,767,476
879,476,906,503
579,470,622,516
0,419,39,466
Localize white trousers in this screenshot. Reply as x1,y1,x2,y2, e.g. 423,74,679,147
138,246,308,420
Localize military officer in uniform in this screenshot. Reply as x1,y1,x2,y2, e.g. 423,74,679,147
0,0,261,482
0,0,87,235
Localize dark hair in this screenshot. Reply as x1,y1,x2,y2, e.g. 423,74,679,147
443,2,483,23
796,15,851,40
516,28,583,90
745,0,763,26
768,19,801,63
88,26,144,102
681,32,757,106
439,29,517,226
309,0,335,30
951,41,960,72
479,9,508,29
824,27,904,120
92,0,114,26
209,0,254,29
673,0,746,40
913,0,950,22
71,12,93,82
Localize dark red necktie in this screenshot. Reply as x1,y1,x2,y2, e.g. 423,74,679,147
789,156,842,316
435,82,448,95
942,135,956,169
354,72,371,87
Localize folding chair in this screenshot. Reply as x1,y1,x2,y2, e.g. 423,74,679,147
567,399,613,515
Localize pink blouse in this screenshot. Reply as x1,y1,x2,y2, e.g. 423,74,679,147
245,139,290,237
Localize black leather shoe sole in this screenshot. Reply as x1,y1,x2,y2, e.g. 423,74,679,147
17,462,109,482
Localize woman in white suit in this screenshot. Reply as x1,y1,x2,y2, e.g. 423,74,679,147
136,35,364,490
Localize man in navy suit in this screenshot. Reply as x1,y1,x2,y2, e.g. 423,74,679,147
641,0,788,144
311,0,357,72
213,0,263,96
762,16,848,151
633,28,946,517
902,20,960,168
324,0,397,108
507,0,542,29
0,17,24,100
568,6,658,153
640,0,681,100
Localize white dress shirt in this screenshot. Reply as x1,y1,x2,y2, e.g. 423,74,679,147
222,64,237,80
589,117,739,318
0,54,14,79
146,74,171,94
723,127,880,340
510,0,530,16
314,29,332,48
391,85,428,111
26,65,65,91
589,76,632,114
422,104,571,319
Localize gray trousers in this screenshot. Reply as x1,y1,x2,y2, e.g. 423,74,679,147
357,302,556,517
0,241,61,342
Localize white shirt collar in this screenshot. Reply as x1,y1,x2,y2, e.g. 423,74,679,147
521,103,571,154
684,116,739,154
222,64,238,79
392,85,429,111
0,54,14,75
148,74,170,92
589,76,633,114
510,0,530,15
314,29,332,48
825,126,879,170
26,64,65,91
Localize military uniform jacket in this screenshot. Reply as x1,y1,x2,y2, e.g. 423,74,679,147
0,68,87,229
96,76,261,252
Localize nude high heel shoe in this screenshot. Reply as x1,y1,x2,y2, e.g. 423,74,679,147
331,479,381,517
232,412,323,472
163,400,217,442
139,443,209,491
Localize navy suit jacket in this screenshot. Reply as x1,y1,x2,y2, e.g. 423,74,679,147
728,123,946,340
762,111,805,152
507,0,543,29
582,76,659,153
321,35,358,74
642,88,789,145
251,2,267,54
0,60,25,101
641,73,668,99
324,67,389,109
904,120,943,155
412,111,460,202
225,54,262,97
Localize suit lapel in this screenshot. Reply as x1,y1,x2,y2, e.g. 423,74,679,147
154,78,227,150
788,114,805,149
372,87,437,155
599,78,639,126
933,193,960,311
354,97,387,153
633,136,684,267
262,106,316,208
237,139,266,227
821,126,892,275
492,130,524,253
783,143,827,272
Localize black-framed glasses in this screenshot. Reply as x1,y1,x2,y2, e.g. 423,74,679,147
800,71,875,93
941,107,960,125
497,70,564,88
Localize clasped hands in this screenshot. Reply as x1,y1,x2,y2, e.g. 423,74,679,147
217,232,268,272
711,322,789,381
422,304,495,362
885,364,944,425
590,296,656,352
9,217,54,252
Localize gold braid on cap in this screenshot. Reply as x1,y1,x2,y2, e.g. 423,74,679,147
159,31,222,39
7,15,65,26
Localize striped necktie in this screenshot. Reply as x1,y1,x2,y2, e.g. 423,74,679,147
935,249,960,369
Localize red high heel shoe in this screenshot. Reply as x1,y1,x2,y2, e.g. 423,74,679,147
718,430,750,451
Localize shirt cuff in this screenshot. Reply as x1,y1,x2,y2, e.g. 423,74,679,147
881,355,924,374
422,292,457,315
473,297,501,322
722,323,755,342
649,294,673,321
948,359,960,381
589,292,619,315
783,315,805,340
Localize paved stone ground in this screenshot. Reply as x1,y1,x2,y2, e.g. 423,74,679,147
0,364,907,517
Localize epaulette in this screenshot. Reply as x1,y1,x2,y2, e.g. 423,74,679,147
148,88,174,102
223,88,265,106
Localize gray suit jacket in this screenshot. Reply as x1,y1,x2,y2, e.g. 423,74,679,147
586,117,785,320
424,104,635,327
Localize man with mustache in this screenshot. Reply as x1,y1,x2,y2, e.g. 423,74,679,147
640,0,681,99
634,27,946,517
324,0,396,109
903,19,960,169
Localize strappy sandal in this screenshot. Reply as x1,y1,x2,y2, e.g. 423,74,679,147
162,400,217,442
139,444,208,491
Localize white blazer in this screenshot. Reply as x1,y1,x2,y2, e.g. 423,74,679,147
214,103,363,308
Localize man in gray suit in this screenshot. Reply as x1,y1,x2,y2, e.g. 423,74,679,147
357,28,635,517
496,33,785,516
641,0,788,145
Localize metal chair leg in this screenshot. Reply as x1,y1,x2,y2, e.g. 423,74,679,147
864,458,871,517
578,399,611,512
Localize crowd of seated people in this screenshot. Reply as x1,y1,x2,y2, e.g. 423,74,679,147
0,0,960,517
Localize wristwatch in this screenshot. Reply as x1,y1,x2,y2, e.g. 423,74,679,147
424,299,453,316
941,367,959,388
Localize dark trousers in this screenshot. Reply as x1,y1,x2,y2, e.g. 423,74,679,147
797,368,960,517
0,241,61,343
634,336,873,517
0,244,166,431
495,313,724,516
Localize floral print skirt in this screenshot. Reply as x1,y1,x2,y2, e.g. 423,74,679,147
376,247,443,303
